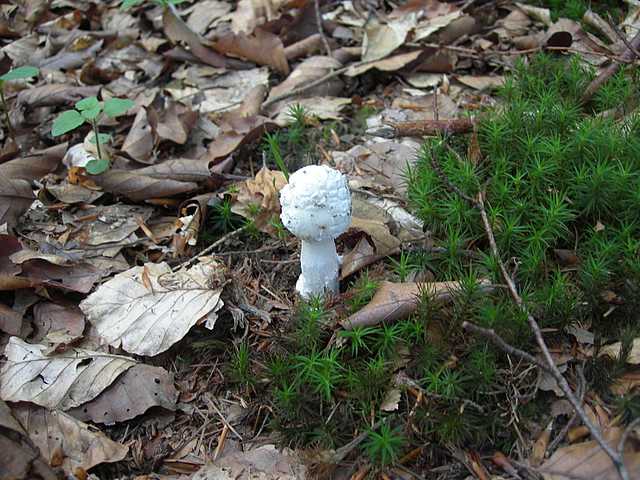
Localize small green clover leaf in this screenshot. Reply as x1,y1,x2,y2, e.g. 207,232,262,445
0,66,39,82
89,132,112,145
85,158,110,175
51,110,85,136
103,98,134,118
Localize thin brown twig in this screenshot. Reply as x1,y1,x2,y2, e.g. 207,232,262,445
583,28,640,104
547,364,586,453
313,0,332,57
430,147,630,480
607,14,640,61
172,226,247,272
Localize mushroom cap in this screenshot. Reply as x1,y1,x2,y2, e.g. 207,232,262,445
280,165,351,241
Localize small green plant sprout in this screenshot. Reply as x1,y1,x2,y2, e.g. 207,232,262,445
362,420,406,467
51,96,134,175
264,131,290,181
0,66,39,142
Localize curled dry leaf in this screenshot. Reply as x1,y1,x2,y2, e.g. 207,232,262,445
92,170,198,202
341,279,493,329
80,259,224,356
231,167,288,235
363,15,417,62
0,336,136,410
68,364,178,425
0,400,59,480
155,102,198,145
12,404,128,473
136,159,215,183
214,29,289,75
122,107,156,163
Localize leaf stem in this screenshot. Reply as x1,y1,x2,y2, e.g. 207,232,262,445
92,119,103,160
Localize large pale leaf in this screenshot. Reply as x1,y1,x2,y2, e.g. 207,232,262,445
80,260,224,356
0,336,136,410
12,404,128,473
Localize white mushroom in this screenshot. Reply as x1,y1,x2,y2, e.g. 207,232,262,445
279,165,352,299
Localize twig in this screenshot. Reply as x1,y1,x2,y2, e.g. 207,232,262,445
313,0,332,57
607,14,640,63
430,147,631,480
547,364,586,453
582,28,640,104
617,417,640,458
172,226,246,271
461,322,550,373
366,118,476,139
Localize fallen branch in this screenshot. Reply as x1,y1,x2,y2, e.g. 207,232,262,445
429,145,631,480
582,28,640,104
366,118,476,139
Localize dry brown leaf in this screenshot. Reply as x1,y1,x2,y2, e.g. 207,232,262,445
0,177,33,230
231,167,288,235
611,370,640,395
136,159,214,183
346,50,422,77
155,102,197,145
341,237,379,279
0,302,23,336
0,143,66,181
16,84,100,109
32,302,85,349
68,364,178,425
214,29,289,75
162,7,228,68
92,170,198,202
363,16,417,62
206,116,277,162
0,400,59,480
187,0,231,35
19,259,102,294
599,338,640,364
122,107,156,163
12,404,128,473
541,427,640,479
266,56,343,104
341,279,492,329
456,75,505,91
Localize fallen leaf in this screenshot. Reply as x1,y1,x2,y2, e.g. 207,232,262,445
231,167,288,235
0,143,66,181
611,370,640,396
162,7,227,68
266,56,343,104
136,159,214,182
80,259,224,356
363,15,417,62
456,75,505,91
540,427,640,479
341,279,492,329
31,302,85,349
12,404,128,473
206,116,277,162
380,388,401,412
341,237,379,279
346,50,422,77
68,364,178,425
19,259,102,293
0,177,33,230
598,338,640,364
214,29,289,75
0,336,136,410
271,97,351,125
92,170,198,202
186,0,231,35
0,302,23,336
155,102,197,145
191,444,306,480
0,400,59,480
122,107,156,163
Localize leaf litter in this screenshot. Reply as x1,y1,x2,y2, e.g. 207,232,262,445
0,0,639,478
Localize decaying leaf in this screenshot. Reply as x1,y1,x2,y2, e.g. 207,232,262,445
0,400,59,480
12,404,128,473
31,302,85,350
191,444,306,480
68,364,178,425
346,50,422,77
541,427,640,479
0,336,136,410
206,116,277,162
80,259,224,356
598,338,640,364
0,177,34,230
122,107,156,163
92,170,199,201
214,29,289,75
363,16,417,62
341,279,492,329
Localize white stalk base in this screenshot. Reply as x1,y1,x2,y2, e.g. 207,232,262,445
296,238,340,299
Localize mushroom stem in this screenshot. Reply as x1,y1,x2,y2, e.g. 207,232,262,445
297,237,340,299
